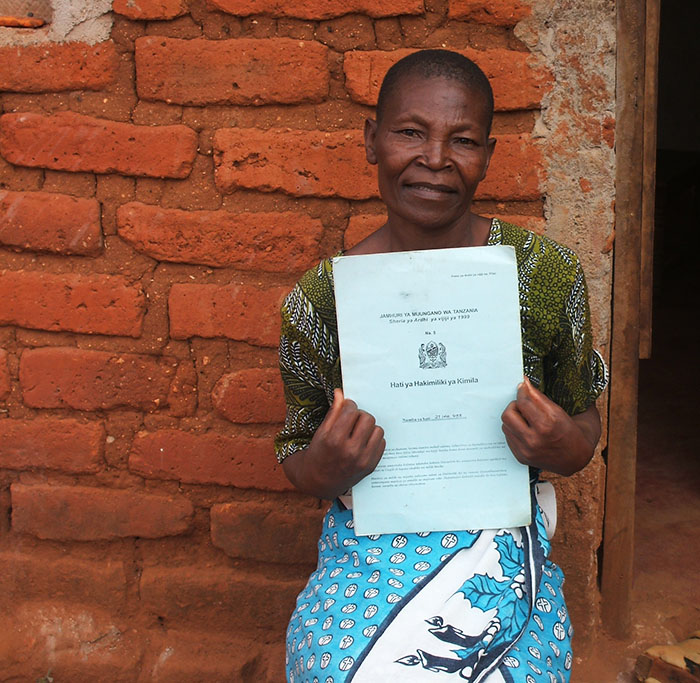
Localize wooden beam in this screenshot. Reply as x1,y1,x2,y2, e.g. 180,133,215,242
639,0,661,359
601,0,646,637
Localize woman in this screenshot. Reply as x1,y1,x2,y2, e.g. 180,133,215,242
276,50,607,682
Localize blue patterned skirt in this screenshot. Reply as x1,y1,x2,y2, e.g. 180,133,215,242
286,494,573,682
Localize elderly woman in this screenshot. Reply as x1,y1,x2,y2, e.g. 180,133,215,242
275,49,607,683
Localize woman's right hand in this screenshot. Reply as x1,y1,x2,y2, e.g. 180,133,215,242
282,388,386,500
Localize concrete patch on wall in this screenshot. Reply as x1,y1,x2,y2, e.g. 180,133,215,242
515,0,617,656
0,0,112,46
517,1,616,350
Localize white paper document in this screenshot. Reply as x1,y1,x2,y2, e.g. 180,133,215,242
333,245,531,536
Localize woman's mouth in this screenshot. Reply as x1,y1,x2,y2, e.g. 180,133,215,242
405,182,456,198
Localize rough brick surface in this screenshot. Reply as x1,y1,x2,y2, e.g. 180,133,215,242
207,0,422,19
213,128,376,199
117,202,323,271
11,483,194,540
0,418,104,473
495,214,546,234
129,430,291,490
136,37,329,106
144,631,281,682
215,129,541,200
0,190,102,256
140,565,302,632
0,112,198,179
344,48,550,111
0,0,614,673
169,283,287,347
211,500,323,564
20,348,180,411
345,213,385,249
1,603,143,681
0,348,9,399
482,134,543,200
167,360,198,417
447,0,531,25
0,42,118,93
0,271,144,337
0,551,126,607
113,0,187,19
211,368,286,423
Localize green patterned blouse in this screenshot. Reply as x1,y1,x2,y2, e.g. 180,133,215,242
275,219,608,463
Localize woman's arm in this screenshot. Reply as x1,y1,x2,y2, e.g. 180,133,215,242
501,377,602,476
283,389,386,500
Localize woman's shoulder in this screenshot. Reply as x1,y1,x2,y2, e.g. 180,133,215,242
295,257,336,301
281,257,338,331
495,219,582,278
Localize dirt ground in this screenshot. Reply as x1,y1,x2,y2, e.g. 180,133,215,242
577,304,700,682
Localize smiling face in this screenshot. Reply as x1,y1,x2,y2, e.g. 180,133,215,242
364,74,496,241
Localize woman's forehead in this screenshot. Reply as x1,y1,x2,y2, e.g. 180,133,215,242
380,75,490,121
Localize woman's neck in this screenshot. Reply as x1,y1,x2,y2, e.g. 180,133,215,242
345,213,492,256
389,214,491,251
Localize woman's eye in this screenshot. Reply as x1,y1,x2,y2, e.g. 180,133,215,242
455,137,476,146
398,128,420,138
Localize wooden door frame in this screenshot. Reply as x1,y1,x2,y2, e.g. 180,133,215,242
601,0,659,637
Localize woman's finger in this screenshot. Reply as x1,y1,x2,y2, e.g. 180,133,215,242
501,399,530,434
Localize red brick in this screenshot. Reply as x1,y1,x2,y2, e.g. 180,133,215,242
0,603,142,681
214,128,376,199
0,418,104,473
0,189,102,256
0,112,198,178
483,134,542,200
211,368,286,423
167,360,198,417
215,128,541,200
117,201,322,271
140,565,301,632
211,500,322,564
0,270,144,337
0,41,118,93
495,214,546,234
168,283,286,347
0,348,9,399
114,0,187,20
447,0,531,25
0,550,126,607
207,0,422,19
344,48,550,111
145,631,281,682
136,37,329,106
345,213,385,249
11,483,194,540
20,348,180,411
129,429,292,491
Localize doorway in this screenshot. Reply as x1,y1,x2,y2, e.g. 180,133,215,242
601,0,700,640
633,0,700,643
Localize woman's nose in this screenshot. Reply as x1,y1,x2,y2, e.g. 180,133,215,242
419,138,451,169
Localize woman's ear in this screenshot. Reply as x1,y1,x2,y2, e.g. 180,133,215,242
364,118,378,165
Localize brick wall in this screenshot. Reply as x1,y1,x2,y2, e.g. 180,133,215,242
0,0,614,679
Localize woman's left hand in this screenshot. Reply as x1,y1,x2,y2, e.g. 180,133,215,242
501,377,601,476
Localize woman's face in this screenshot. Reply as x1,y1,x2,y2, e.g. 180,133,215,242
364,75,495,234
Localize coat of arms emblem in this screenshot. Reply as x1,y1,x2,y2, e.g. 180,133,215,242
419,341,447,369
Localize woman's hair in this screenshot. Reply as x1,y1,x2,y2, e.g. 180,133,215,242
376,49,495,133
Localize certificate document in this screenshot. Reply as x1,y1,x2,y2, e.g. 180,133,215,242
332,245,531,536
